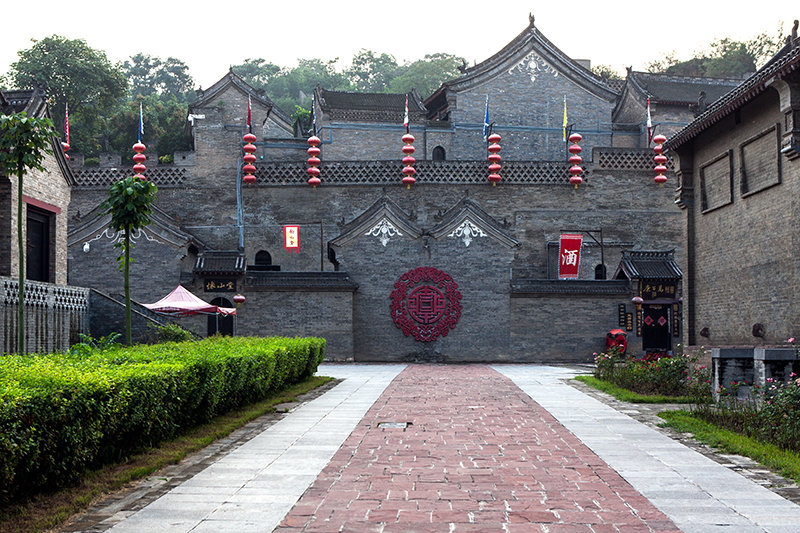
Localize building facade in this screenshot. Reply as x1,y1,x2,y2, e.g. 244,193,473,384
669,28,800,350
66,18,742,362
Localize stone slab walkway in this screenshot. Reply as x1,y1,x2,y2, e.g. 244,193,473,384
276,365,678,533
72,363,800,533
497,365,800,533
104,364,405,533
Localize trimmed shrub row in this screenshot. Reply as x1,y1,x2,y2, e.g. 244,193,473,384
0,336,325,502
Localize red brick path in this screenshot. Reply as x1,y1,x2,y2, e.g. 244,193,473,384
276,365,679,532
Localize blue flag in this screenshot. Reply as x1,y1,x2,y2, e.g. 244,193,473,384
483,95,490,142
138,103,144,143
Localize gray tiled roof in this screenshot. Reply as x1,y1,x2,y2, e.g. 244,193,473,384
194,251,246,275
629,72,740,104
318,88,425,113
616,250,682,280
669,36,800,149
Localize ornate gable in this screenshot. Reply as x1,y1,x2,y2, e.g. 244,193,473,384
68,204,203,251
330,197,423,248
429,198,519,249
426,19,618,113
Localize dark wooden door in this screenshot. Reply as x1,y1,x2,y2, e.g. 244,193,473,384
26,210,50,282
642,304,671,352
207,297,234,336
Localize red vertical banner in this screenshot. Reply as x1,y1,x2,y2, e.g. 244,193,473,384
558,233,583,279
283,225,300,252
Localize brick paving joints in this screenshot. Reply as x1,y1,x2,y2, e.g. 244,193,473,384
276,364,679,532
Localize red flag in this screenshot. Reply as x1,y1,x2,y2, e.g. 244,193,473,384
247,95,252,133
558,234,583,279
64,103,70,145
403,94,409,132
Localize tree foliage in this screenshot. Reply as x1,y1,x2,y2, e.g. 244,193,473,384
122,54,195,99
6,36,194,158
101,176,158,345
0,111,54,353
346,49,401,92
233,50,466,112
389,53,465,96
646,28,784,78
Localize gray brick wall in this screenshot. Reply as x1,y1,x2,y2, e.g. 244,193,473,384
680,89,800,347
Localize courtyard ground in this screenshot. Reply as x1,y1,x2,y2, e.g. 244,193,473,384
61,364,800,533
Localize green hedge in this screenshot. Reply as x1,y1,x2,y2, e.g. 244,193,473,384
0,336,325,502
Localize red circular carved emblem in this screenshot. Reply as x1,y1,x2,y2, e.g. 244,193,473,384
390,267,462,342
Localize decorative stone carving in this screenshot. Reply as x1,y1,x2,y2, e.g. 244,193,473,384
85,227,160,247
510,52,558,84
448,220,487,247
365,218,402,246
390,267,462,342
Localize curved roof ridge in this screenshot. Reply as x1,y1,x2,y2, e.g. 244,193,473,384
668,37,800,149
448,21,617,101
189,69,292,125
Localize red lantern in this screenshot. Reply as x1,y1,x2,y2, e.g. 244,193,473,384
653,134,668,186
307,136,322,187
242,134,257,185
62,141,70,160
233,294,246,308
487,133,501,185
568,133,583,188
401,133,416,188
131,142,146,180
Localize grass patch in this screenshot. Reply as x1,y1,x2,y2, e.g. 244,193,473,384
574,375,698,403
0,375,334,533
658,410,800,484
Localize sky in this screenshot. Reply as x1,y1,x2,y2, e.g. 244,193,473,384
1,1,797,91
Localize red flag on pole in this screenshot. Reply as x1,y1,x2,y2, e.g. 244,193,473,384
403,94,409,133
247,95,252,133
558,234,583,279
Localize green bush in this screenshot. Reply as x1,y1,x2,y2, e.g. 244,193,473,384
0,336,326,503
696,376,800,454
147,323,195,343
593,346,711,399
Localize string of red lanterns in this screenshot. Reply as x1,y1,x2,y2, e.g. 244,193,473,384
307,136,322,187
401,133,416,189
653,134,668,186
487,133,502,186
242,132,257,185
132,142,146,180
568,133,583,188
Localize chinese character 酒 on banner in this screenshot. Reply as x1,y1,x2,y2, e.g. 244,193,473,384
558,233,582,279
283,225,300,252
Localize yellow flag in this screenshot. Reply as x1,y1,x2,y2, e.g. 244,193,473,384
562,96,567,141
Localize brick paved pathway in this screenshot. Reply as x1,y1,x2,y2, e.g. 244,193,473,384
276,365,679,532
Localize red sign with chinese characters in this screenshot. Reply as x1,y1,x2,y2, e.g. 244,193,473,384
558,233,583,279
283,225,300,252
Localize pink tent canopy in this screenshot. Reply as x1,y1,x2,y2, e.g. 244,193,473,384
142,285,236,317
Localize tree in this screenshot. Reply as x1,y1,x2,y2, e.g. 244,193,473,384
389,53,465,97
0,112,54,353
7,35,128,156
232,58,282,89
101,176,158,345
233,57,354,113
591,64,623,82
646,28,783,78
346,49,402,92
122,54,195,99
